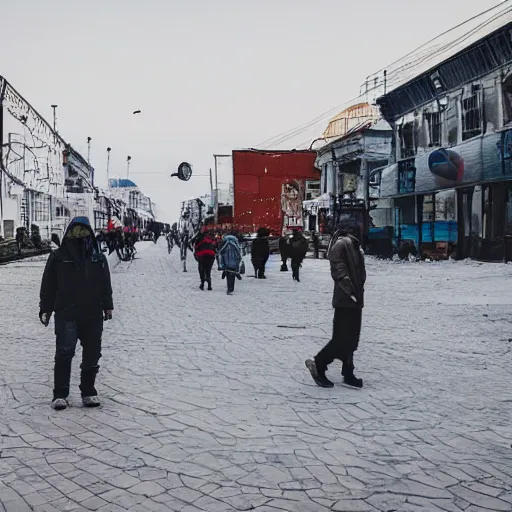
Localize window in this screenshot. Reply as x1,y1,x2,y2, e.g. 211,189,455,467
425,112,442,147
399,122,415,159
369,170,381,187
502,75,512,125
462,93,482,141
398,158,416,194
422,194,435,223
34,193,50,222
94,211,108,231
55,205,70,218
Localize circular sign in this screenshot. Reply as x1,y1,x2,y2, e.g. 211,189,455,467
177,162,192,181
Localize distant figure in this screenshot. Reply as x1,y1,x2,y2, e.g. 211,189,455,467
151,222,161,244
288,229,309,282
218,233,242,295
279,236,290,272
312,231,320,259
305,226,366,389
16,226,26,256
194,228,216,291
39,217,113,410
251,227,270,279
31,224,42,249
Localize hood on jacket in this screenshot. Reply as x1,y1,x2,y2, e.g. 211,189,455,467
62,217,100,256
222,234,239,244
327,228,361,256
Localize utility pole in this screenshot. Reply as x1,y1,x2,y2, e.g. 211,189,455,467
127,155,132,180
209,168,214,211
51,105,58,144
0,81,6,238
87,137,93,186
106,147,111,187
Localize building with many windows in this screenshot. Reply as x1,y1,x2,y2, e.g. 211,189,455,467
372,12,512,260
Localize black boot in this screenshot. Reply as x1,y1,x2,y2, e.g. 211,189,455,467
207,280,212,291
305,359,334,388
280,263,288,272
342,355,363,388
199,282,205,290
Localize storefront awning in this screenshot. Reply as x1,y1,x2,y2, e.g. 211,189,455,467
303,193,330,214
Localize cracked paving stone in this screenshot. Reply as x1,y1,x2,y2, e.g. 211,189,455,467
0,246,511,511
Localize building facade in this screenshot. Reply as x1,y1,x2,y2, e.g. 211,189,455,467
309,104,392,236
374,21,512,260
0,76,159,242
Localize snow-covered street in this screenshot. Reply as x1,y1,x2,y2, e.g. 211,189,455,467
0,242,511,512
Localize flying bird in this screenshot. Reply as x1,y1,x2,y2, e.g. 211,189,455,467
133,110,142,115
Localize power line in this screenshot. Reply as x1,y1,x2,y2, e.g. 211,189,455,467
366,1,511,83
364,2,512,96
257,93,366,150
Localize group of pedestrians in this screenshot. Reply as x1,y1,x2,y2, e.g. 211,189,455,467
194,228,243,295
278,229,309,282
38,215,367,412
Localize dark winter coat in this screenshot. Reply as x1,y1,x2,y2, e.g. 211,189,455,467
40,217,113,320
194,234,216,258
279,237,289,259
251,236,269,264
328,234,366,309
288,234,309,263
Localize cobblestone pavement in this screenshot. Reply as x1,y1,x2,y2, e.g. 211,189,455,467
0,242,511,511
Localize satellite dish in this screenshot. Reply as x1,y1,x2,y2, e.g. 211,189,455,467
171,162,193,181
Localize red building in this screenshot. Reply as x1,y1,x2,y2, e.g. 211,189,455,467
233,149,318,235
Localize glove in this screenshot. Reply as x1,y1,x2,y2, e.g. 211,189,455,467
39,312,51,327
103,310,113,321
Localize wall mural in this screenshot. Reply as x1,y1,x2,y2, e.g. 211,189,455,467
281,180,304,232
380,132,508,198
427,149,465,188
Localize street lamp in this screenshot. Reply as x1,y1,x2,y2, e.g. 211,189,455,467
87,137,93,185
106,147,112,187
127,155,132,180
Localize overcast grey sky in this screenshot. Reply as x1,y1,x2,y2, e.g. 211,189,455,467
0,0,503,221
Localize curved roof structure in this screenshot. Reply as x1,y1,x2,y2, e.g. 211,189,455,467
322,103,380,140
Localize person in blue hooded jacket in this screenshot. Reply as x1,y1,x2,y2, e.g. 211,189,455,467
218,233,242,295
39,217,114,410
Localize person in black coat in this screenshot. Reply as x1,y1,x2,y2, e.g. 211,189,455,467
251,227,270,279
288,229,309,282
305,226,366,389
39,217,113,411
279,236,290,271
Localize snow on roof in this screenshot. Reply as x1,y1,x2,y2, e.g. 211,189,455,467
366,2,512,96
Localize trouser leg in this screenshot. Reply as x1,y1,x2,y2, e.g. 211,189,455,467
315,308,352,374
204,255,214,286
78,318,103,397
54,319,79,399
198,259,205,284
227,273,236,292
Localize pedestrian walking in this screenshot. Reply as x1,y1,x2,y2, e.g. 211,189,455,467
251,227,270,279
312,231,320,259
195,228,216,291
305,226,366,388
279,235,289,271
39,217,114,410
289,229,309,282
218,233,242,295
